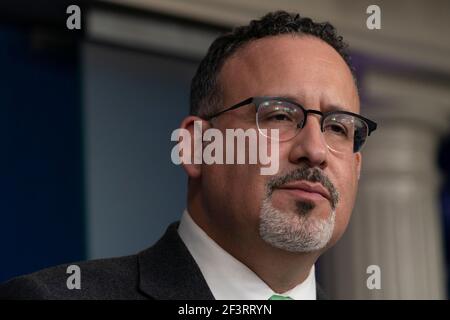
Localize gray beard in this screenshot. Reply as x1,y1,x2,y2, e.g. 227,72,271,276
259,197,335,253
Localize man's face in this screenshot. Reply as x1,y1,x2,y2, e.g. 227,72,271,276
199,35,361,254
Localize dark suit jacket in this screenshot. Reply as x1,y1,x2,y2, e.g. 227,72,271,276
0,222,327,300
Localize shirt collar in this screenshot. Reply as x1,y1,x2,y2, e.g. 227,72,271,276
178,209,316,300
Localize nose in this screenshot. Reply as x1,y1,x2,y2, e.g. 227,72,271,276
288,114,328,169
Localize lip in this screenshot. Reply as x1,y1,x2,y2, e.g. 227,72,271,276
277,181,331,202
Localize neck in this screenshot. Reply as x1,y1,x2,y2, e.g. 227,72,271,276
222,232,318,293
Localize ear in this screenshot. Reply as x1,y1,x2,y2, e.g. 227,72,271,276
177,116,211,179
355,152,362,180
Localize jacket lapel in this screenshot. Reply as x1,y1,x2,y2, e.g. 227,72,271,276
138,222,214,300
316,283,328,300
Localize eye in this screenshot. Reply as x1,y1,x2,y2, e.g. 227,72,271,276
269,113,292,122
265,106,297,123
325,122,348,136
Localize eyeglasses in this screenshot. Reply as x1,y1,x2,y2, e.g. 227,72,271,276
204,96,377,153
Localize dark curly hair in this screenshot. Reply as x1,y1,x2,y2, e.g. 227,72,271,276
190,10,354,117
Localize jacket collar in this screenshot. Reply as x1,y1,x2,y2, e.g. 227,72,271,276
137,222,215,300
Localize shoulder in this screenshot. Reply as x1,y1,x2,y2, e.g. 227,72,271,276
0,254,144,300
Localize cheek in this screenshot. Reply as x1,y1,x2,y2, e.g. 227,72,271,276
203,162,267,218
331,160,360,240
334,153,360,204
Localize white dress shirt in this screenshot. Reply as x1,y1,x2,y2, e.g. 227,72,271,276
178,210,316,300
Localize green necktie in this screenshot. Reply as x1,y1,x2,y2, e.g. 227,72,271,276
268,294,294,300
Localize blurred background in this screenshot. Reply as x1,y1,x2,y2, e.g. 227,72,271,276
1,0,449,299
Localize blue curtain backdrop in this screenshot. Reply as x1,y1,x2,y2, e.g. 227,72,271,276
0,25,85,282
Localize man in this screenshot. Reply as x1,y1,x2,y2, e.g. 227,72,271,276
0,11,376,300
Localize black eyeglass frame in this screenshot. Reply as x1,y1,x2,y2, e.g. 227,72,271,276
204,96,377,136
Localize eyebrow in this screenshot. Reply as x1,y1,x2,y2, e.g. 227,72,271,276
277,94,350,114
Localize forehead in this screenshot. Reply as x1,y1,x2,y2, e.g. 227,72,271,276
218,35,359,113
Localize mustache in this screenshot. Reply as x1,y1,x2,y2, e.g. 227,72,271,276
266,167,340,210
